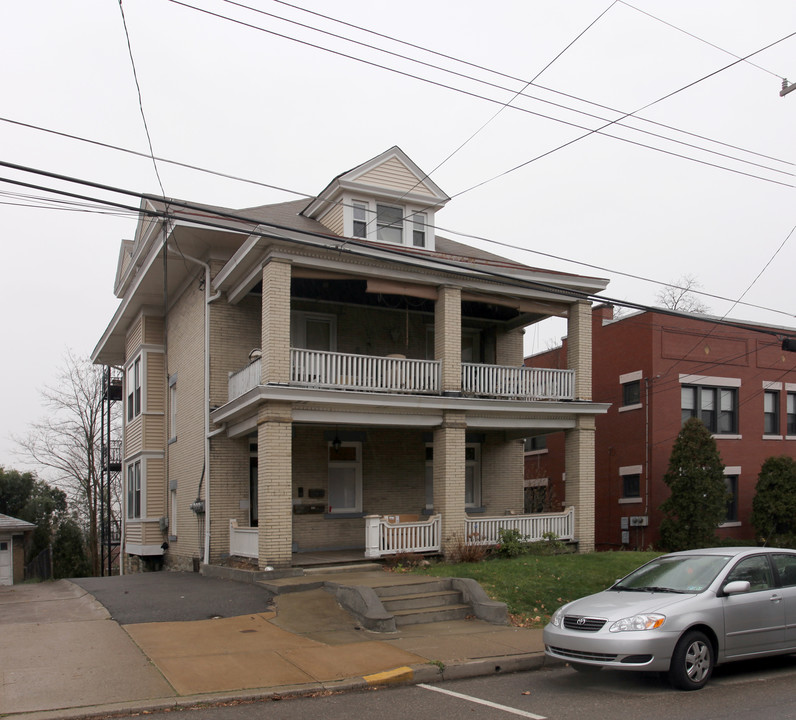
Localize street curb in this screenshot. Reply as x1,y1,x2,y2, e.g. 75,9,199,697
0,654,550,720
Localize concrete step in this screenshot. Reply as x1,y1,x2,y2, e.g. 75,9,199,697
302,562,383,575
381,590,463,612
373,579,450,598
392,603,471,626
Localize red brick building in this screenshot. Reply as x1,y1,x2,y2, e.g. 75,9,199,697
524,305,796,550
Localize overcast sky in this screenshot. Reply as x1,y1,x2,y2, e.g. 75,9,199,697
1,0,794,469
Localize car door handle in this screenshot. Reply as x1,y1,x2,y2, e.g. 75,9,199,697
770,594,783,603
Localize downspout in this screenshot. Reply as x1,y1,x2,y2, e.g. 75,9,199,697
168,248,221,565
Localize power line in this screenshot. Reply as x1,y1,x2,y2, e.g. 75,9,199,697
252,0,794,172
357,0,621,237
0,116,313,200
451,28,796,198
117,0,167,199
2,158,795,343
166,0,795,189
618,0,786,80
1,145,793,321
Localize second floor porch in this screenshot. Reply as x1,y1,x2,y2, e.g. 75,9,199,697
229,348,575,403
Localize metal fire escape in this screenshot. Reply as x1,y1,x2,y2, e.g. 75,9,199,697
100,367,123,576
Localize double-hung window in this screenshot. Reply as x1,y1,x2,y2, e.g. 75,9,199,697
681,384,737,434
127,460,141,519
764,390,780,435
788,392,796,436
127,357,141,422
412,213,427,247
352,201,368,239
376,204,403,243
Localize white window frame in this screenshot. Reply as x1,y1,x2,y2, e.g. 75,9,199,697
327,441,362,514
376,203,404,244
352,201,368,239
412,212,427,247
127,460,142,520
127,355,141,422
343,197,436,250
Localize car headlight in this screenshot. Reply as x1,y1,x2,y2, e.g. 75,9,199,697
609,614,665,632
549,606,568,627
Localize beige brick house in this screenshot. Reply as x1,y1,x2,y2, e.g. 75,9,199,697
92,147,609,572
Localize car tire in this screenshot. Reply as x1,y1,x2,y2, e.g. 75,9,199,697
571,663,602,674
668,630,714,691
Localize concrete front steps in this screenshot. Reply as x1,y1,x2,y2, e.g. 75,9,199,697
375,579,471,626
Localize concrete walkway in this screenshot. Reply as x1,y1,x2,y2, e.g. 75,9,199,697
0,571,547,720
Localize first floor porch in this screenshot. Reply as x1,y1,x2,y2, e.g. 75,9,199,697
228,507,576,562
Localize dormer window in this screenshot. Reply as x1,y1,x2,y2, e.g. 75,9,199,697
376,204,403,244
345,199,433,249
412,213,427,247
301,147,449,252
353,201,367,239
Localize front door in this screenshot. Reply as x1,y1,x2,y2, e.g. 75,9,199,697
0,538,12,585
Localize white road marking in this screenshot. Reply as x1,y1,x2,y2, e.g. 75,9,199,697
418,683,547,719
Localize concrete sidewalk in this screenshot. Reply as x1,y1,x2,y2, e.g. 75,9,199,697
0,571,547,720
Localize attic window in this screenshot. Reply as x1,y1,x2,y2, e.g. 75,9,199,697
412,213,427,247
376,204,403,244
353,201,367,239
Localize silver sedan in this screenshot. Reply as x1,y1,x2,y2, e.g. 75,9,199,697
544,547,796,690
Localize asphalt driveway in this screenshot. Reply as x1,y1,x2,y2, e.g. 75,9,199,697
73,572,275,624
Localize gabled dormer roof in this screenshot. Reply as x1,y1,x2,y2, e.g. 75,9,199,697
300,145,450,221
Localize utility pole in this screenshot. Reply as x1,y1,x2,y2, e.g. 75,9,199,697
781,79,796,97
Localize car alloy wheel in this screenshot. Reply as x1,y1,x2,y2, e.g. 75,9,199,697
668,630,714,691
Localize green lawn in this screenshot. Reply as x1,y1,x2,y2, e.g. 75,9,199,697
412,550,661,627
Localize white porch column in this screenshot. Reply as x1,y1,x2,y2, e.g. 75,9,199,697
434,411,466,558
257,401,293,568
436,285,461,394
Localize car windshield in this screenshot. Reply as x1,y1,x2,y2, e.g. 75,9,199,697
612,554,732,594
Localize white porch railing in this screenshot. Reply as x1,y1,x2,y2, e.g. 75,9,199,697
291,349,440,394
229,519,258,559
462,364,574,400
364,514,441,558
229,359,261,401
464,506,575,545
229,353,576,403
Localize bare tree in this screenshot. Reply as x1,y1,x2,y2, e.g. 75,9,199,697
15,350,121,575
656,274,710,314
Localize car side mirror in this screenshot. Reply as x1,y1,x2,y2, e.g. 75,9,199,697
722,580,751,596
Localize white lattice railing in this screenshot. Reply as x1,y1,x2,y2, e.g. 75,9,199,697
462,364,574,400
364,514,441,558
464,507,575,545
229,519,258,559
291,349,440,394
